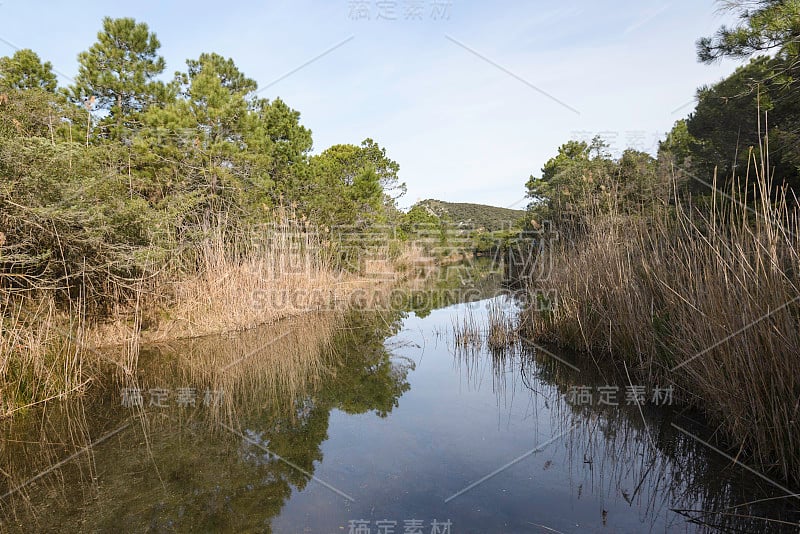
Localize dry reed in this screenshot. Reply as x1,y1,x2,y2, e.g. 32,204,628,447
0,212,411,417
524,168,800,483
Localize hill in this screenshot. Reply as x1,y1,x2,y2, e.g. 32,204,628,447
414,199,525,232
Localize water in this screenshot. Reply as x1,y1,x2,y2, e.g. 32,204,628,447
1,294,798,533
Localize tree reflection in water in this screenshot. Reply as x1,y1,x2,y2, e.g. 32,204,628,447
0,309,412,532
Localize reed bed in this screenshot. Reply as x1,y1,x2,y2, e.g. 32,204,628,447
524,172,800,484
452,300,520,351
0,213,410,417
452,306,482,349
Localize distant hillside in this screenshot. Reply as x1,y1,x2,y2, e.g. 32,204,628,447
414,199,525,232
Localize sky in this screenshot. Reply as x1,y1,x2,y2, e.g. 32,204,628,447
0,0,742,209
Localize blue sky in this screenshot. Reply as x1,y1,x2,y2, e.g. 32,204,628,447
0,1,740,208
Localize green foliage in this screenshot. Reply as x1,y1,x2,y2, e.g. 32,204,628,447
527,138,665,229
0,17,405,317
72,17,167,138
0,49,57,92
357,137,405,200
658,55,800,194
246,97,313,193
396,203,448,247
0,136,162,310
527,138,614,223
659,119,694,167
526,139,591,209
617,148,664,205
176,52,256,145
698,0,800,62
398,204,440,238
413,199,525,232
0,88,87,140
397,200,525,261
306,140,400,228
688,3,800,194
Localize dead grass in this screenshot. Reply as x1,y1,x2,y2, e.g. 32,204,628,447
452,306,482,349
524,168,800,483
487,300,519,349
452,300,520,351
0,214,412,417
0,295,94,416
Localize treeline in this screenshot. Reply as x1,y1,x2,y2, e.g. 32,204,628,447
412,199,526,232
0,17,409,313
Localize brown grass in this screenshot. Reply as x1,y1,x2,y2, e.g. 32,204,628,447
524,168,800,483
486,300,519,349
0,214,411,417
452,300,520,351
452,306,482,349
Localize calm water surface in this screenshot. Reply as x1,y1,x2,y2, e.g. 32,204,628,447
1,294,798,533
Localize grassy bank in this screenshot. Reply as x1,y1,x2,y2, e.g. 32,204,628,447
0,216,420,418
522,170,800,483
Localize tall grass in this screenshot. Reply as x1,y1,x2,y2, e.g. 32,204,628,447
1,212,404,417
0,296,92,415
486,299,519,349
452,306,482,349
452,299,520,351
523,167,800,483
145,215,339,340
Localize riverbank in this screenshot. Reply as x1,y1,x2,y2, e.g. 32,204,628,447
4,296,797,532
522,176,800,485
0,221,424,418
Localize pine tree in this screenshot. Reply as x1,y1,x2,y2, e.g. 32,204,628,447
72,17,166,138
0,49,57,92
